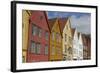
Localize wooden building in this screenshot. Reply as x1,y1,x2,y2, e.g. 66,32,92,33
26,11,50,62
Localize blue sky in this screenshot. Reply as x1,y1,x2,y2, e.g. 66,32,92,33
47,11,90,19
47,11,91,34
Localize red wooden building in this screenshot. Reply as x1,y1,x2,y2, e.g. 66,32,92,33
26,11,50,62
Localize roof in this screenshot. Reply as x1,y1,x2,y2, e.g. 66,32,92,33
81,34,88,45
58,18,68,32
77,32,80,39
48,18,57,30
43,12,51,33
71,28,75,38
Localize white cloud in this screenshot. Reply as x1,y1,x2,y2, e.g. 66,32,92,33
70,15,91,34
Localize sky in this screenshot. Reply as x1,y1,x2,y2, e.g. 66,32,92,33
47,11,91,34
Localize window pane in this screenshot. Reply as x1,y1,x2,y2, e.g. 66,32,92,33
36,43,41,54
51,46,55,55
39,28,42,38
58,35,61,43
65,45,67,53
57,48,61,54
56,33,60,42
45,45,48,55
45,31,49,40
69,37,72,44
22,56,25,63
32,24,37,36
31,41,36,53
68,47,72,54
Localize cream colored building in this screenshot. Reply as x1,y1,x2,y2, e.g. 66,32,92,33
22,10,31,62
59,18,73,61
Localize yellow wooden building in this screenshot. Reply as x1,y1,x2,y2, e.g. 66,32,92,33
59,18,73,61
22,10,31,63
48,18,63,61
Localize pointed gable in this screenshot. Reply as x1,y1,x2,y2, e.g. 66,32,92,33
82,34,87,45
48,18,57,30
58,18,68,33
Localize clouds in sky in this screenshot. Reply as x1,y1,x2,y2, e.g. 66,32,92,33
47,11,91,34
70,14,91,34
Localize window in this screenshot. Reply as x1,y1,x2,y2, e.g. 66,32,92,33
52,32,55,40
30,41,36,53
30,41,41,54
69,36,72,44
79,51,82,57
45,45,48,55
38,28,42,38
32,24,42,38
45,31,49,40
65,34,67,42
56,33,61,42
79,44,82,49
56,33,59,42
51,46,55,55
73,48,77,55
22,56,25,63
65,45,67,53
36,43,41,54
40,16,43,20
32,24,37,36
68,47,72,54
59,36,61,43
57,48,61,54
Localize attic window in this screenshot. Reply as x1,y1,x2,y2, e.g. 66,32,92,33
40,16,43,20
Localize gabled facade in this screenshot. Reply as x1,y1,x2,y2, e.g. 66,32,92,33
72,28,79,60
27,11,50,62
82,34,91,60
77,33,83,60
59,18,73,60
22,10,31,63
48,18,63,61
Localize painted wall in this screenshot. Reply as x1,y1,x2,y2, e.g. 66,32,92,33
63,18,73,60
27,11,50,62
78,33,83,60
22,10,30,62
49,19,63,61
73,29,79,60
